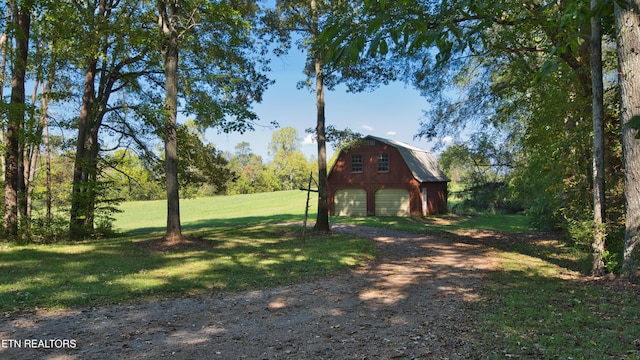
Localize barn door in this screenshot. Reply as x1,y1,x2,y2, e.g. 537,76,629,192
334,189,367,216
375,189,410,216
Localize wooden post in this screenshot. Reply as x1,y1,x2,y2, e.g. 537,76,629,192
300,171,318,243
302,172,313,243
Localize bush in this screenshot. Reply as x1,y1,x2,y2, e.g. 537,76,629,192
20,215,69,244
457,182,524,214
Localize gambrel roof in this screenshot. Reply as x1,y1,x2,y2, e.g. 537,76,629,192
365,135,449,183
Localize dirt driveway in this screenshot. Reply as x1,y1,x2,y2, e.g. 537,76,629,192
1,225,494,359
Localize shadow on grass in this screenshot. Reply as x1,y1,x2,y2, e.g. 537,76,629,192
0,215,369,313
121,213,308,237
334,213,590,274
450,230,592,274
470,265,640,359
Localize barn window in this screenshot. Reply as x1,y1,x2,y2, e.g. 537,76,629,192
351,154,363,173
377,153,389,172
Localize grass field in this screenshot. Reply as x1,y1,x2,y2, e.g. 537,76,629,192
0,191,378,312
113,190,319,234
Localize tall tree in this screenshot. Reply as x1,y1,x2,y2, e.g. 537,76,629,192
615,0,640,280
4,0,31,240
591,0,606,276
310,0,330,231
268,0,396,231
34,35,57,228
157,0,182,240
268,126,300,155
65,0,157,239
268,126,314,191
155,0,271,241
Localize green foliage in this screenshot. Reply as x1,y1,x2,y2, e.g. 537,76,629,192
457,182,523,214
438,134,521,214
25,215,70,244
176,0,273,133
325,0,625,249
102,149,164,201
268,127,315,191
564,218,606,250
315,125,364,151
8,0,272,241
267,0,398,94
174,121,232,196
267,126,300,155
603,227,625,274
602,250,622,273
225,143,282,195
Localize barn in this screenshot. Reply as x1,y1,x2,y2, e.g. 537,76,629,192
328,135,449,217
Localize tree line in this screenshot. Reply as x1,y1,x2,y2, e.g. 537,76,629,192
2,1,639,280
27,124,314,202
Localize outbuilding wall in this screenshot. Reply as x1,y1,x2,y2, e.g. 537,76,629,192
328,140,447,216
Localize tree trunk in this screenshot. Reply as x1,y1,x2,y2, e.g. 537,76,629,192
4,4,30,240
41,53,56,227
590,0,606,277
311,0,330,232
615,0,640,281
17,118,26,221
314,55,330,232
42,78,53,227
159,0,183,240
0,7,10,185
70,57,98,240
24,80,42,221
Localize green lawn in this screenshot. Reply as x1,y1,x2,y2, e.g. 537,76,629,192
114,190,318,234
469,238,640,359
1,191,379,312
331,212,534,234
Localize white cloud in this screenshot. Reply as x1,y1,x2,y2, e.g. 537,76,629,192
302,133,316,145
441,135,454,144
361,124,374,131
386,131,396,136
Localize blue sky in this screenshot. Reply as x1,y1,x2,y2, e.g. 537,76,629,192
206,47,450,162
